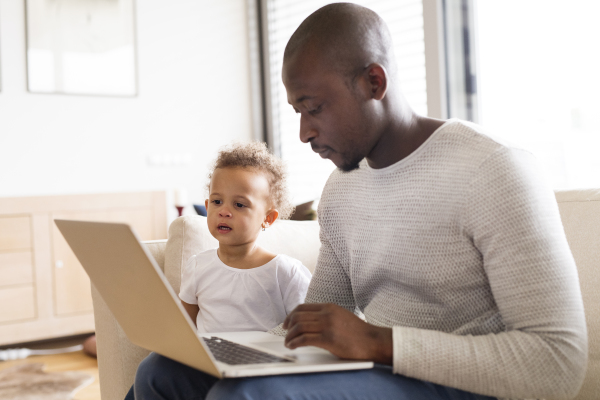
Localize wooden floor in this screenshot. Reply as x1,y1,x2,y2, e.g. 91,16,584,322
0,335,100,400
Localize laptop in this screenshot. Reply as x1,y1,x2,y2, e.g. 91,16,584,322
54,219,373,378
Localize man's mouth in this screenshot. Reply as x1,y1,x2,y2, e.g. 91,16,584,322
311,144,332,159
317,149,331,159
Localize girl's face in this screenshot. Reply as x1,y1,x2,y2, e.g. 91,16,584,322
205,167,277,247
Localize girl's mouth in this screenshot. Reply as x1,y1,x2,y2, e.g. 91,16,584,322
218,224,232,232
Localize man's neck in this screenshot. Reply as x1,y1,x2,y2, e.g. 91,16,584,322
366,113,445,170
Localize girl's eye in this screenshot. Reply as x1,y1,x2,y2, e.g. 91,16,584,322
212,200,221,205
235,203,245,208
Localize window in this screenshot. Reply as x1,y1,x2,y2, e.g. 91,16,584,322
472,0,600,189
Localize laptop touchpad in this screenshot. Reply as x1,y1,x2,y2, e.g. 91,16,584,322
251,341,331,356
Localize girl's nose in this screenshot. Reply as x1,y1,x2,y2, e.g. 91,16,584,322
219,209,232,217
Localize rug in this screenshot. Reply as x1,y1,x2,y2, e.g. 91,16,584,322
0,363,93,400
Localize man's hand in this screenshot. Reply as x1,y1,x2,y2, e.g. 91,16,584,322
282,303,393,365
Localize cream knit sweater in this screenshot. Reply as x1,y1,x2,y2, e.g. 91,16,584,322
306,120,587,399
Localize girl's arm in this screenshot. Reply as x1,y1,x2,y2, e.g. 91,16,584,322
181,300,199,327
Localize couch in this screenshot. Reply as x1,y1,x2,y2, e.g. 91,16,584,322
91,189,599,400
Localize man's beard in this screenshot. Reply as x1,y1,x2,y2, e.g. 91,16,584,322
339,152,363,172
311,143,363,172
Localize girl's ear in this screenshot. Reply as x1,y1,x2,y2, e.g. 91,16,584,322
205,199,209,209
263,209,279,228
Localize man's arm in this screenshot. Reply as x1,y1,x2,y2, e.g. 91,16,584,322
302,227,357,309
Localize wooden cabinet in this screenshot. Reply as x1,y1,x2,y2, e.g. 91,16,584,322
0,192,167,345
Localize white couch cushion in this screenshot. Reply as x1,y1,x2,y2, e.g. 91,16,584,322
163,216,320,294
556,189,600,399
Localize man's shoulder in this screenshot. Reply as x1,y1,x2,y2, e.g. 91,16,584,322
437,119,518,154
445,119,536,165
419,119,536,178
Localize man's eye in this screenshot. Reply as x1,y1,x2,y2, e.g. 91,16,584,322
309,105,322,115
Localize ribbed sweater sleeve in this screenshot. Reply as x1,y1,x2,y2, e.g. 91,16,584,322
392,148,587,399
304,228,356,312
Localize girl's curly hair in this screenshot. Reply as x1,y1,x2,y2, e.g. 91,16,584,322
207,141,295,220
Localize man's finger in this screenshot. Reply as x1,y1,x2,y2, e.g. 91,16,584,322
285,332,326,350
283,307,323,329
291,303,325,312
284,321,322,344
285,310,322,325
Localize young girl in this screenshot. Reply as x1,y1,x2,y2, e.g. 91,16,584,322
178,141,312,333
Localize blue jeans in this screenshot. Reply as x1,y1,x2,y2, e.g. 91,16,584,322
126,352,496,400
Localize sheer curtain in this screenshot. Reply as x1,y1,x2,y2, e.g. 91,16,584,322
263,0,429,204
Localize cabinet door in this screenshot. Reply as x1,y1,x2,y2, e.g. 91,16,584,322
51,209,154,316
0,216,35,323
0,216,31,251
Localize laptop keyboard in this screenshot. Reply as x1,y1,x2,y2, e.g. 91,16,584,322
203,336,293,365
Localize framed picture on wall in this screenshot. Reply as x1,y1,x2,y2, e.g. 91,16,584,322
25,0,137,96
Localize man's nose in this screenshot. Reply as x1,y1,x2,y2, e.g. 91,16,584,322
299,117,318,143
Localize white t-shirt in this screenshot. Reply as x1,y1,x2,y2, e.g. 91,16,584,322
179,248,312,333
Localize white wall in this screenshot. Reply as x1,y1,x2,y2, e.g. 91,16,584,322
0,0,254,219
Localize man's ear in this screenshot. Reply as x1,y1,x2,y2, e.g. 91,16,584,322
263,209,279,227
363,63,388,101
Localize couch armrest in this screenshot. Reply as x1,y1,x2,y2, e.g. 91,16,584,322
144,240,167,271
556,189,600,399
93,239,167,400
92,285,150,400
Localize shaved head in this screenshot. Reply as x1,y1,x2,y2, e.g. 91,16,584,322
284,3,397,85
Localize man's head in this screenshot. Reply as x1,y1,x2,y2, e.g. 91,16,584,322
282,3,400,171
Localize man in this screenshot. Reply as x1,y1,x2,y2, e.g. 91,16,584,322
132,3,587,399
